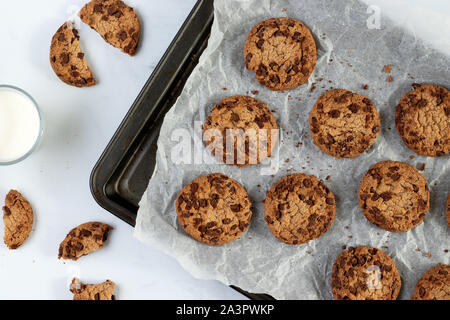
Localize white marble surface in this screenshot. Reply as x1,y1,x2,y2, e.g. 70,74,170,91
0,0,448,299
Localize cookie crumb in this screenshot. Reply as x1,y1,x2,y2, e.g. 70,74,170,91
384,64,392,73
388,75,392,83
251,90,259,95
409,155,414,159
222,87,227,91
417,163,426,171
363,84,368,90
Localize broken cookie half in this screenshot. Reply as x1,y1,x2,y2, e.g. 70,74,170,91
71,278,116,300
80,0,141,56
58,222,112,261
50,22,96,87
2,190,34,249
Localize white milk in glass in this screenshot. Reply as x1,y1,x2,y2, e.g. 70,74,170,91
0,87,41,163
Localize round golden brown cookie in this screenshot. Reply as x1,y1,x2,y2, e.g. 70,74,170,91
2,190,34,250
447,194,450,227
309,89,381,158
203,96,278,166
70,278,116,300
176,174,252,246
411,264,450,300
80,0,141,56
50,22,96,87
58,222,113,261
331,246,401,300
264,173,336,245
358,161,430,232
395,83,449,157
244,17,316,91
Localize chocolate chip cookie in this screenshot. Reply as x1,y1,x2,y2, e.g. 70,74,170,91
358,161,430,232
58,222,113,261
50,22,96,87
80,0,141,56
395,83,449,157
203,96,278,166
176,174,252,246
244,17,316,91
411,264,450,300
264,173,336,245
2,190,34,250
331,246,401,300
309,89,381,158
70,278,116,300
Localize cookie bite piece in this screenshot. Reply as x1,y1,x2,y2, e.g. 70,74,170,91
50,22,96,87
331,246,401,300
309,89,381,158
264,173,336,245
203,95,278,166
176,174,252,246
2,190,34,249
358,161,430,232
80,0,141,56
412,264,450,300
244,17,316,91
58,222,113,261
70,278,116,300
395,83,449,157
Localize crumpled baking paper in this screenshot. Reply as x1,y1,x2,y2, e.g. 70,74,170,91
134,0,449,299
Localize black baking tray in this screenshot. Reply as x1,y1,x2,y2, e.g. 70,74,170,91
90,0,273,301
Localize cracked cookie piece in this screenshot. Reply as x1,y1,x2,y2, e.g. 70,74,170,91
309,89,381,158
358,161,430,232
50,22,96,87
331,246,401,300
80,0,141,56
2,190,33,250
412,264,450,300
203,96,278,166
395,83,449,157
70,278,116,300
176,174,252,246
58,222,112,260
264,173,336,245
244,17,316,91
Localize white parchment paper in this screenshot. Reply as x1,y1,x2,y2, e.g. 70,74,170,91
134,0,449,299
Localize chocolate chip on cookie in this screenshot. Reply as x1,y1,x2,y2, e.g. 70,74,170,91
331,246,401,300
2,190,34,250
80,0,141,56
203,95,278,166
58,222,113,261
395,83,449,157
70,278,116,300
358,161,430,232
411,264,450,300
309,89,381,158
264,173,336,245
244,17,316,91
50,22,96,87
176,174,252,246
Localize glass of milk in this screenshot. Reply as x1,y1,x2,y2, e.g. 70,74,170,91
0,85,43,165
